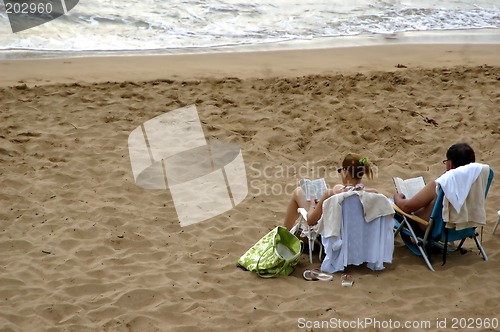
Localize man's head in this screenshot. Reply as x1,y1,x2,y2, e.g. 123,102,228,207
446,143,475,170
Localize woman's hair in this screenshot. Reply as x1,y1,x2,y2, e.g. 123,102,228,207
341,153,374,180
446,143,475,168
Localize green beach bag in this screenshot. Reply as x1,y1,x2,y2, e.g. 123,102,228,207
237,226,303,278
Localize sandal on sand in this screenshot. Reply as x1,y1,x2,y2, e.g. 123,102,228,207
303,269,334,282
341,274,354,287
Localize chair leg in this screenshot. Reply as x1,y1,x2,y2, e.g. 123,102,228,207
414,242,435,272
308,237,314,264
493,213,500,235
404,217,435,272
473,236,488,261
306,238,324,264
316,239,323,262
393,214,405,237
442,229,449,266
421,251,435,272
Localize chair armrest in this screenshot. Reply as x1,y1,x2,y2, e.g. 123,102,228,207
392,204,429,227
297,208,308,221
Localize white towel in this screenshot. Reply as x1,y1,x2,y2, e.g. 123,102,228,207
317,191,394,238
435,163,486,213
441,165,490,230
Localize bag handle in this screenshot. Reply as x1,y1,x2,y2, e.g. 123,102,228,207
255,241,304,278
256,244,287,278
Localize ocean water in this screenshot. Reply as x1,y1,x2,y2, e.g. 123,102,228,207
0,0,499,56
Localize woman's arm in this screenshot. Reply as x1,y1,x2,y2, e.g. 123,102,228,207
306,189,335,226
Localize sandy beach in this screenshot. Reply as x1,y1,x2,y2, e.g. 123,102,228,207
1,44,499,331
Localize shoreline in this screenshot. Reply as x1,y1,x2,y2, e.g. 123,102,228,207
1,28,499,61
1,43,499,87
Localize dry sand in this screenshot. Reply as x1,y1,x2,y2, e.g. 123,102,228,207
0,44,499,331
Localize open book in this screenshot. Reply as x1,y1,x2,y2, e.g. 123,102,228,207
392,176,425,199
299,178,328,201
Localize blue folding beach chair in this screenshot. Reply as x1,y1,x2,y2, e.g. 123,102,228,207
393,167,494,272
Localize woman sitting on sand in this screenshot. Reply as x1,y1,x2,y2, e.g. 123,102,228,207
393,142,476,229
283,153,378,230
